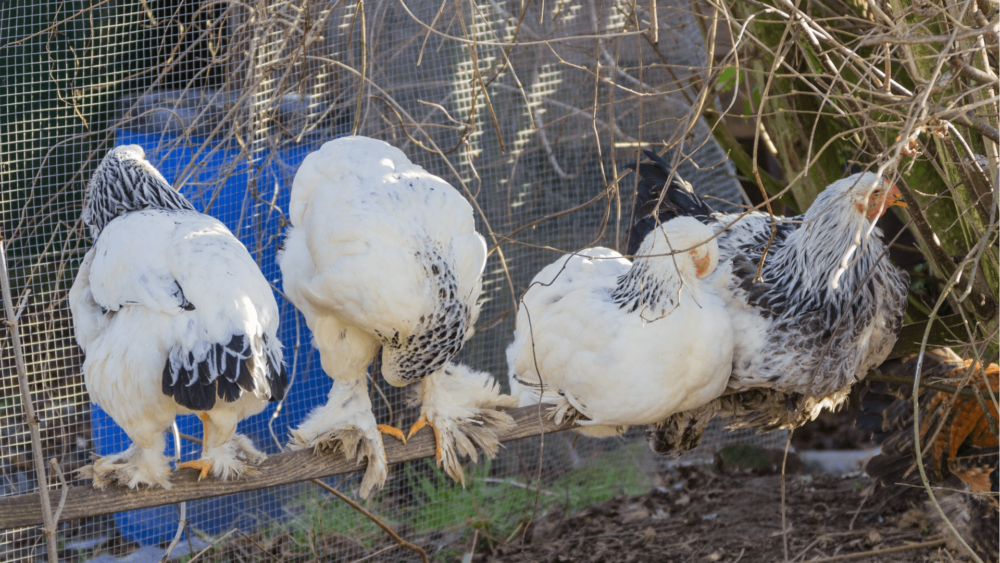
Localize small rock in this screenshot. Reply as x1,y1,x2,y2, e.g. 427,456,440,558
865,530,882,547
704,549,726,562
798,448,880,475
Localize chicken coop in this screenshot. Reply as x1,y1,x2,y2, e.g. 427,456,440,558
3,0,996,561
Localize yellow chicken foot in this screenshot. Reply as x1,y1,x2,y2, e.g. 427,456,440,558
176,459,214,480
176,413,213,480
405,415,442,462
377,424,407,444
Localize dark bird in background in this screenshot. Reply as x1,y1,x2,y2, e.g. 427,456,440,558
858,349,998,561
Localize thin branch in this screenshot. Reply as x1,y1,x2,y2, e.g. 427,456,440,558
0,236,59,563
804,538,948,563
309,479,429,563
47,458,69,524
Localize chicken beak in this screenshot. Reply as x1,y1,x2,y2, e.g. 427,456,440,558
887,185,906,208
870,185,907,217
690,249,712,278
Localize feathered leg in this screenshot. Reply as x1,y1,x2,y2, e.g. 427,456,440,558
289,377,390,498
554,393,626,438
176,409,266,481
510,375,628,438
287,322,396,498
508,373,622,437
646,400,721,456
81,417,173,490
405,363,518,485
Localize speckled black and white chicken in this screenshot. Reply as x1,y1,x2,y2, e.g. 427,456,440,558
278,136,517,498
630,152,909,455
506,215,734,437
69,146,287,489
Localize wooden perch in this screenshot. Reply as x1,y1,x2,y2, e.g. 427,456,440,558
0,405,572,530
0,316,967,531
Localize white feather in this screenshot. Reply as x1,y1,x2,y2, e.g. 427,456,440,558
507,217,734,437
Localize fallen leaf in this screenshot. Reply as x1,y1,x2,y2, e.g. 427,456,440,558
897,508,928,530
637,526,656,546
622,508,650,523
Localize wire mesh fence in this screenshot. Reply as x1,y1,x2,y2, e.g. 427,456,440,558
0,0,788,560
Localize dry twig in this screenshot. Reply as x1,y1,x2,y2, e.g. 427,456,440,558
309,479,429,563
0,236,58,563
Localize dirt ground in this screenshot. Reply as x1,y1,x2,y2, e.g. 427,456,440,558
476,460,971,563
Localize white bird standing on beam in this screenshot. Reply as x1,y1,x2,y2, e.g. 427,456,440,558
506,216,734,436
70,146,287,489
278,136,517,498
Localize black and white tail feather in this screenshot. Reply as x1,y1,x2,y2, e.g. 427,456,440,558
162,333,288,411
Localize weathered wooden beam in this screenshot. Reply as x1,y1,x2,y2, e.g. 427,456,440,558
0,316,968,531
0,405,571,530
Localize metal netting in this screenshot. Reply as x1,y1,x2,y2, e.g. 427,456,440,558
0,1,786,560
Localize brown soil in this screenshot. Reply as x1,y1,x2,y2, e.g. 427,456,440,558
477,463,969,563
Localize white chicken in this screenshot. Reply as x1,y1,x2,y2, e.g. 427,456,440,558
506,216,734,437
69,145,287,489
278,136,517,498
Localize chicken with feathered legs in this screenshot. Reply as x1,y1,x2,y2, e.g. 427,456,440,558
507,216,733,438
278,136,516,498
70,146,287,489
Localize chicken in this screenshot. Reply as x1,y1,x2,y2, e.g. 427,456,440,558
278,136,517,498
857,349,998,560
69,145,287,489
629,151,909,454
506,216,733,437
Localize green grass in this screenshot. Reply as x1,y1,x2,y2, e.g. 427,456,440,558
161,485,389,563
80,444,653,562
281,485,387,548
405,441,652,547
